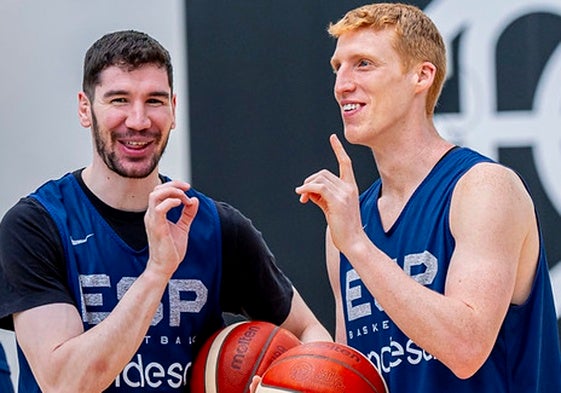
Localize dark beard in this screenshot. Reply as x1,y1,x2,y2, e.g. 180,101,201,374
91,111,169,179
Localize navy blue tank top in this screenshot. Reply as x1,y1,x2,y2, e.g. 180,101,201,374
19,173,224,392
340,147,561,392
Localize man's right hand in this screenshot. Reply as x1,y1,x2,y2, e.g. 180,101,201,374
144,180,199,278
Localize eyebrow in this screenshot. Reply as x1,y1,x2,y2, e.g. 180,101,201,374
102,90,171,99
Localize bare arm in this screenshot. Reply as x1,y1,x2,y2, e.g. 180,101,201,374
280,287,333,343
249,288,332,393
14,181,199,392
296,135,538,378
326,229,347,344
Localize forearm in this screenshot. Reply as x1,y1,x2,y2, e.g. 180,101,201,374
341,236,497,377
280,289,332,343
17,266,171,393
297,322,333,343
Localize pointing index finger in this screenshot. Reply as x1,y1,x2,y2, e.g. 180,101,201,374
330,134,356,183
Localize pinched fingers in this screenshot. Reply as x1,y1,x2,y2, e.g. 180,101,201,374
144,181,199,277
145,181,200,238
146,181,192,218
175,196,199,232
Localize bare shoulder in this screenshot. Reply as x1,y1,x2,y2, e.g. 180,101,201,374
451,163,539,305
451,162,536,236
455,162,533,208
458,162,523,186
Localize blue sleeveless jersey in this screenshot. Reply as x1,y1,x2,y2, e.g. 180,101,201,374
340,147,561,392
19,173,224,392
0,344,13,393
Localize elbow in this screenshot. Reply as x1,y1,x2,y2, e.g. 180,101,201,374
443,341,491,379
284,320,333,344
39,378,108,393
450,363,482,380
37,357,113,393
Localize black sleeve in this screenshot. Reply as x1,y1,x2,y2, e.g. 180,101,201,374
0,197,75,330
216,202,294,326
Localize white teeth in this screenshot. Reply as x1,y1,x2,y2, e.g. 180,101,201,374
343,103,360,111
126,141,148,147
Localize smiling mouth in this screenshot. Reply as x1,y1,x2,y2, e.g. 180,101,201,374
123,140,151,149
342,103,361,112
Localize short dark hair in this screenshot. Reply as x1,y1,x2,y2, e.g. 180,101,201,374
82,30,173,100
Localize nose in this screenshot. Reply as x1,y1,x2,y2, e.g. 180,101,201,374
125,103,151,130
334,66,356,98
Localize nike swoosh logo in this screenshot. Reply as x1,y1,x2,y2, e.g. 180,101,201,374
70,233,94,246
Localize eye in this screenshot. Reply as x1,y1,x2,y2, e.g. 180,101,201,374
147,98,166,106
330,60,341,75
357,59,371,68
110,97,127,104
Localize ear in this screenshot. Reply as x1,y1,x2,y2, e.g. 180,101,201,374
78,91,92,128
170,93,177,129
414,61,436,94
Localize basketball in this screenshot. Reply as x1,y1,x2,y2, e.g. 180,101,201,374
255,341,388,393
189,320,302,393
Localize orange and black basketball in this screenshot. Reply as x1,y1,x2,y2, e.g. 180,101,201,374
190,320,302,393
255,341,388,393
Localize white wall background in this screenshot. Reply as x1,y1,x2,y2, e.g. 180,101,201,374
0,0,189,389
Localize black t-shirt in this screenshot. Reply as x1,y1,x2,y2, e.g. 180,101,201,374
0,170,293,330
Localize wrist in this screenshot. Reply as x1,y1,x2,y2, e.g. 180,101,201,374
340,231,371,261
142,261,175,286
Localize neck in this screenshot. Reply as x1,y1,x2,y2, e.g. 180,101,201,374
81,165,161,212
373,129,453,200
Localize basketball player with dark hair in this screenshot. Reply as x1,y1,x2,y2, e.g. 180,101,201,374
296,3,561,392
0,30,331,392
